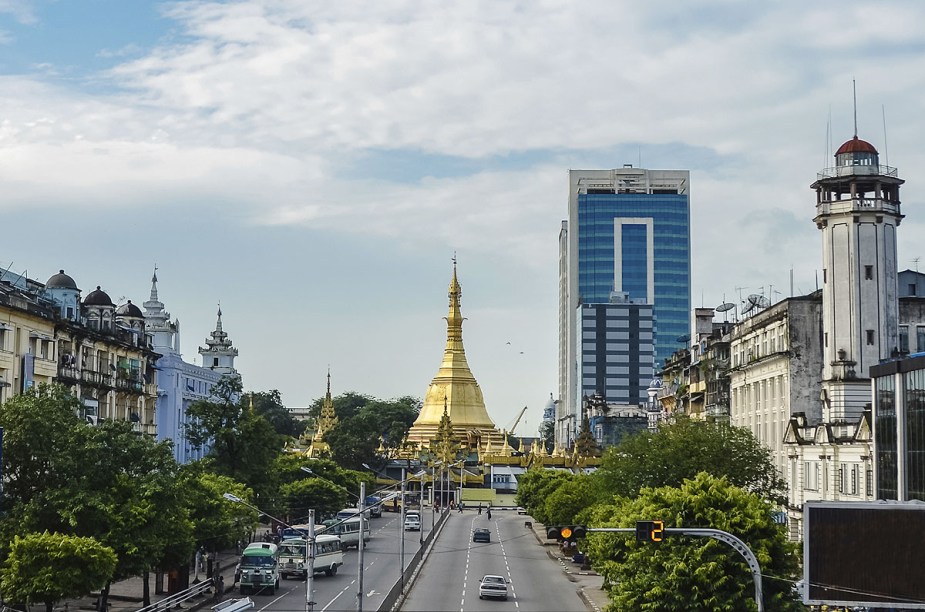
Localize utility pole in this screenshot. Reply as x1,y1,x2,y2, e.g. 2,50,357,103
357,482,366,612
306,509,315,612
399,467,406,587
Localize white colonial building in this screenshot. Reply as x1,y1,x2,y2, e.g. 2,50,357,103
143,271,240,464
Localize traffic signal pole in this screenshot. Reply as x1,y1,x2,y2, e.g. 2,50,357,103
588,527,764,612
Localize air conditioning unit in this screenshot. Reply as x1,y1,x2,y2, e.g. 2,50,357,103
86,415,99,426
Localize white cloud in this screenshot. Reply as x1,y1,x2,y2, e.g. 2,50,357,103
5,0,925,422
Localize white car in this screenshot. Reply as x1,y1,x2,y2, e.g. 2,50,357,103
478,575,509,600
403,516,421,531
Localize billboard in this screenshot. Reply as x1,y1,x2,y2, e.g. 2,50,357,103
804,501,925,608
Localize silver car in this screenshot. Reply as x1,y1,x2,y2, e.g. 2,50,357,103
478,575,508,600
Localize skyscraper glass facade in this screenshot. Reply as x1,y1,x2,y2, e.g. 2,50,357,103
576,192,690,368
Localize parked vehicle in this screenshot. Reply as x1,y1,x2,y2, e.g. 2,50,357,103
238,543,280,596
280,524,311,540
478,575,509,600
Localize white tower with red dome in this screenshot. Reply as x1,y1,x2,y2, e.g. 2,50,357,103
811,133,904,421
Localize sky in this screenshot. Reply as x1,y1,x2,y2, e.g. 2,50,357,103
3,1,925,437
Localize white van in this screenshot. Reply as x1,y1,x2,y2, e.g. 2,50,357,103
279,535,344,578
324,516,371,549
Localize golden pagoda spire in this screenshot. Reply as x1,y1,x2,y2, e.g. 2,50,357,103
431,396,462,465
308,369,339,459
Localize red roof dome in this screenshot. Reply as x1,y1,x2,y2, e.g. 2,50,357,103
836,136,878,155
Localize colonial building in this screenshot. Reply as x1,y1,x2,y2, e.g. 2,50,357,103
730,293,824,478
0,267,159,433
143,270,240,463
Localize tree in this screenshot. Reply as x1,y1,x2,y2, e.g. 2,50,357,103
185,376,284,504
0,384,83,504
50,420,194,611
543,475,601,526
281,478,347,522
248,390,306,439
319,394,420,469
179,466,256,553
0,532,117,612
514,468,577,524
593,419,787,505
583,472,802,611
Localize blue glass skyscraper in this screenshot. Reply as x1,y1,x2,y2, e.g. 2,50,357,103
556,167,691,448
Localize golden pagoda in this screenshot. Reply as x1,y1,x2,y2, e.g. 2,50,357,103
406,260,505,455
307,370,338,459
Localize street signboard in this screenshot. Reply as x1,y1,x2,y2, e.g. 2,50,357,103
804,501,925,608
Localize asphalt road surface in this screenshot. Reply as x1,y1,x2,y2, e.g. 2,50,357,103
236,509,433,612
401,510,587,612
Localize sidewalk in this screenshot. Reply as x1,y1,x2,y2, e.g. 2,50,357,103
525,519,610,612
58,554,240,612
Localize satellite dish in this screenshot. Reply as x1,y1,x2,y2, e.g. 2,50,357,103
744,294,770,313
676,334,691,343
716,302,735,313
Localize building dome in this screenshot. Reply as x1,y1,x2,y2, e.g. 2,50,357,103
836,136,878,155
84,286,114,306
116,300,144,318
46,269,78,290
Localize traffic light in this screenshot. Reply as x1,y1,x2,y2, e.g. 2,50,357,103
546,525,588,542
635,520,665,543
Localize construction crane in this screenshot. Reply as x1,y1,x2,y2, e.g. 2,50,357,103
507,406,528,435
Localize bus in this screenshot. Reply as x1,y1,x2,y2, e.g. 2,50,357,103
320,516,371,549
279,534,344,579
238,542,279,596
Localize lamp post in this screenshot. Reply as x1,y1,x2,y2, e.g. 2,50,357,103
357,481,366,612
223,493,315,612
419,470,425,545
399,467,406,587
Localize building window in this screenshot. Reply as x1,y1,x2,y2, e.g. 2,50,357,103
837,465,845,493
917,326,925,353
867,330,875,345
823,269,827,283
805,461,819,490
866,467,874,497
824,332,828,348
865,265,873,280
910,283,918,296
850,464,859,496
0,328,6,351
900,326,910,353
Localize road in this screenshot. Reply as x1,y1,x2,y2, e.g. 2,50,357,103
236,509,433,612
401,510,587,612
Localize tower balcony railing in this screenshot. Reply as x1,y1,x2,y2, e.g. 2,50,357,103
115,377,145,394
816,164,898,180
81,369,113,388
815,198,900,216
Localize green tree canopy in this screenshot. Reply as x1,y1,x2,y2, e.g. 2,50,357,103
178,465,256,554
0,532,117,612
185,376,284,504
593,419,787,505
544,474,602,526
248,389,306,439
316,394,419,469
583,472,802,612
514,468,577,524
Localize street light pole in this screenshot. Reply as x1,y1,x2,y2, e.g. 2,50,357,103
419,471,425,545
399,467,406,587
307,509,315,612
431,462,437,528
357,481,366,612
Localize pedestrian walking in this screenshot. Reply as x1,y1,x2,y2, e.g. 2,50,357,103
487,508,492,520
213,574,225,602
478,504,482,515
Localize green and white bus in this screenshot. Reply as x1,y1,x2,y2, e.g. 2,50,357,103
238,542,280,596
279,534,344,579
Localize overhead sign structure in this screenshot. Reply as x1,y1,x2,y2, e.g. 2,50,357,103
804,501,925,608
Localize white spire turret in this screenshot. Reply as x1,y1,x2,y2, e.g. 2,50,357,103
199,304,238,375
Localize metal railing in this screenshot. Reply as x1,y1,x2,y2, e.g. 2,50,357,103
134,579,214,612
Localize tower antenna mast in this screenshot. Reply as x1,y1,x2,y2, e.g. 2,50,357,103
853,78,858,138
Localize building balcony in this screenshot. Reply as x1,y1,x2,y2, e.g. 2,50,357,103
116,377,145,394
81,369,113,388
57,365,80,383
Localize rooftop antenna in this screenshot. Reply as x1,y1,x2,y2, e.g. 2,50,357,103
882,104,889,168
825,106,832,166
914,257,921,274
852,78,858,138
